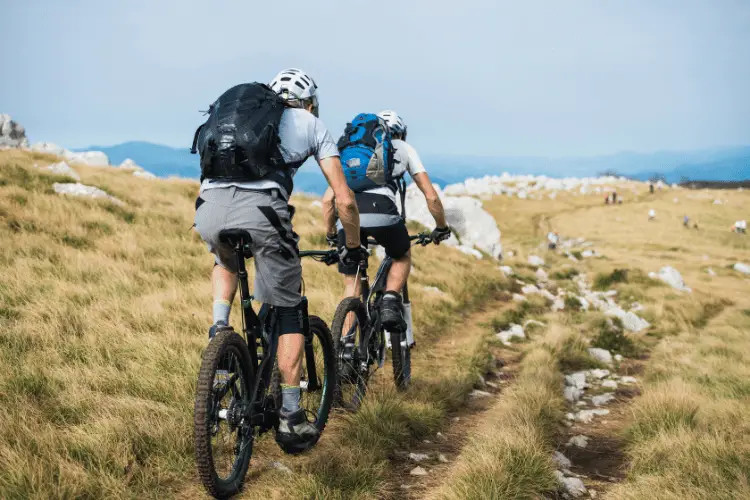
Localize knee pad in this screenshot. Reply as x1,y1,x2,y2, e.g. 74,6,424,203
276,304,303,335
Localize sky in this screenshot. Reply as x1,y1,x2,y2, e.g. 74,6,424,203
1,0,749,157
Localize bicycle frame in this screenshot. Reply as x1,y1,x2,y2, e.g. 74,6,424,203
229,238,321,431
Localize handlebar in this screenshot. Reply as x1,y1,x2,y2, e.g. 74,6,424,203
302,232,435,266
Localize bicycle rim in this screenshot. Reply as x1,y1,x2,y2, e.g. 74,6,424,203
390,330,411,390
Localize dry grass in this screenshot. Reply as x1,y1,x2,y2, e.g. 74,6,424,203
0,150,508,499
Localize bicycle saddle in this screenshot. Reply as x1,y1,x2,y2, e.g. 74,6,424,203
219,229,253,252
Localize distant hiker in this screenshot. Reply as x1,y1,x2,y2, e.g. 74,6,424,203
683,215,690,227
648,209,656,221
547,231,559,250
612,191,618,204
649,183,655,194
738,220,747,234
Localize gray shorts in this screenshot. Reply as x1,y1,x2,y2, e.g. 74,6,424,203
194,187,301,307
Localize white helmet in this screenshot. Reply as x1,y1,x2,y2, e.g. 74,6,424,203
269,68,319,116
377,110,407,138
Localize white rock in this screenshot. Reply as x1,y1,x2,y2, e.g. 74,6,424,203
536,268,549,282
436,432,447,441
512,293,528,302
601,380,618,389
620,376,637,384
524,319,546,330
565,372,588,389
310,200,322,208
587,348,613,365
422,286,450,299
589,369,610,379
438,453,449,463
734,263,750,275
457,245,483,259
52,183,124,205
0,114,29,148
581,250,596,258
409,452,430,462
605,307,650,332
560,476,587,498
43,161,81,181
410,466,428,476
499,265,514,276
30,142,66,155
404,184,502,258
496,324,525,345
707,268,716,276
566,435,589,448
470,389,492,398
528,255,545,267
614,354,623,362
553,451,572,469
591,393,615,406
133,169,157,179
521,284,541,295
564,386,583,402
269,461,292,474
63,150,109,167
653,266,691,292
575,409,610,423
713,199,722,205
118,158,142,170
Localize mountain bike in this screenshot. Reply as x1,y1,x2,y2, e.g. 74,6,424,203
194,229,337,499
332,232,434,410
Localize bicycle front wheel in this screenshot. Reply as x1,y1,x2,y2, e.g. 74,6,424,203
194,330,255,499
331,297,370,411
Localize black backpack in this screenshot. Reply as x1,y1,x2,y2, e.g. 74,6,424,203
191,83,288,181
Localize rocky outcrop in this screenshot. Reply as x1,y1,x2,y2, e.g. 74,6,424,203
404,183,502,259
53,183,124,205
0,114,29,148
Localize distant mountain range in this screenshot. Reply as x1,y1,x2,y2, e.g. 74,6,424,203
80,142,750,194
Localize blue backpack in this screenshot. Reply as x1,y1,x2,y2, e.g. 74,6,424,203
337,113,395,192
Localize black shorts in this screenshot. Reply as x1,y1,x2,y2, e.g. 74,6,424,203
337,222,410,275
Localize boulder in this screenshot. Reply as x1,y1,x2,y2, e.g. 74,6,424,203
652,266,691,292
556,473,587,498
575,409,610,423
564,386,583,402
43,161,80,181
63,150,109,167
734,263,750,275
587,348,613,365
118,158,142,170
566,435,589,448
496,324,525,345
404,183,502,258
528,255,545,267
133,170,157,179
552,451,572,469
591,393,615,406
601,380,618,389
589,369,610,379
498,265,514,276
605,307,650,332
0,114,29,148
30,142,66,156
53,183,124,205
565,372,588,389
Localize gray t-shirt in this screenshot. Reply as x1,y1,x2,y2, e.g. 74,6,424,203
199,107,339,199
366,139,427,204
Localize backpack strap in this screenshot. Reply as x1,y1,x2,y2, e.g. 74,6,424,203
190,124,204,155
397,176,407,221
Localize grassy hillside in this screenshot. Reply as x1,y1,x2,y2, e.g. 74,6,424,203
0,150,508,499
2,149,749,499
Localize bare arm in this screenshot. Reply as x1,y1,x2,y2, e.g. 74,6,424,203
412,172,447,228
321,186,337,236
319,156,360,247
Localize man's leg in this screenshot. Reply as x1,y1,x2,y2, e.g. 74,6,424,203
212,264,237,326
385,251,411,294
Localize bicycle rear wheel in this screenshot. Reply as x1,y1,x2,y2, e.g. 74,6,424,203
331,297,370,411
271,315,336,433
194,330,255,499
390,329,411,390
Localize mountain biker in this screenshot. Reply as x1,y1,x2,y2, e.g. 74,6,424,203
193,68,362,452
321,110,450,332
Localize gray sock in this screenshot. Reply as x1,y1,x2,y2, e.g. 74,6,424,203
213,299,231,325
281,385,301,414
